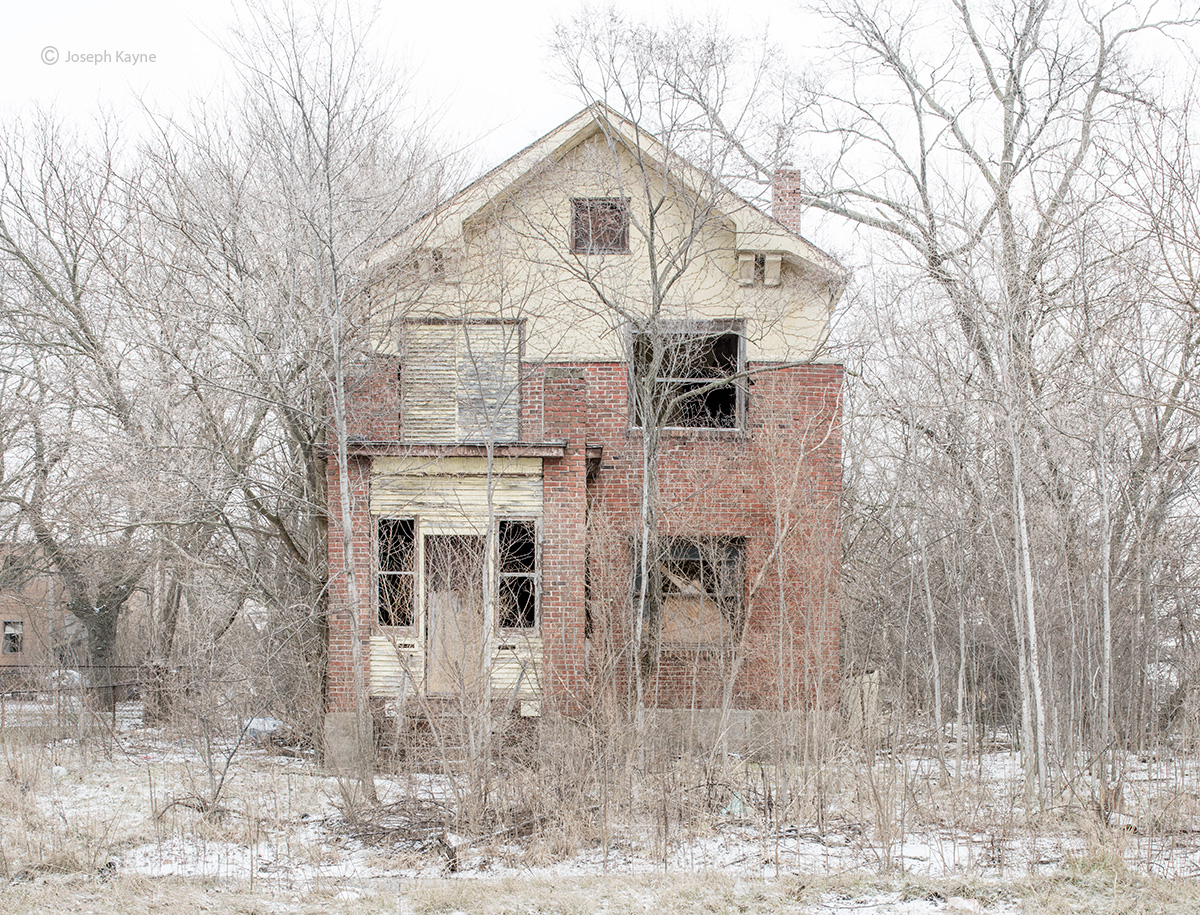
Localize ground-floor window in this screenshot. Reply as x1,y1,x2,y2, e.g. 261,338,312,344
375,518,539,633
377,518,416,628
2,620,23,654
498,520,538,630
656,538,744,647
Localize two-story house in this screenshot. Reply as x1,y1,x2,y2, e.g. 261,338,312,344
324,105,845,754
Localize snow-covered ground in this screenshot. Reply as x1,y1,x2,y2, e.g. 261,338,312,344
1,699,1198,913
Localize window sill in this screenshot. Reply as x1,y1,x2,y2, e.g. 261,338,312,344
628,425,749,442
658,643,735,655
374,628,418,644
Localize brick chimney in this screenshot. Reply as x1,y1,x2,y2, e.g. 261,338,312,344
773,168,804,234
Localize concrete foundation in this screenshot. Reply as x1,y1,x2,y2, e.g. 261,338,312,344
323,711,367,774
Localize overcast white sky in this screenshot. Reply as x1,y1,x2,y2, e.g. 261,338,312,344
0,0,811,176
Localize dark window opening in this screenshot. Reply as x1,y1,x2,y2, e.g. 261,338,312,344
498,520,538,629
753,253,766,284
378,518,415,627
2,620,22,654
572,198,629,254
633,329,743,428
658,539,744,646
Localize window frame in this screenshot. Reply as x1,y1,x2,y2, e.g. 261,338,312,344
2,620,23,654
632,537,746,648
376,517,417,631
630,320,747,431
571,197,631,255
657,537,745,648
496,518,540,633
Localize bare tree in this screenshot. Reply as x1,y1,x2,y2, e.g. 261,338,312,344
0,115,161,703
564,1,1200,807
544,18,846,767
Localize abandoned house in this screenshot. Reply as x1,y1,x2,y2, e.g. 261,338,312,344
325,106,846,751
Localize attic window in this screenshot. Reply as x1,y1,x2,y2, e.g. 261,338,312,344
572,198,629,254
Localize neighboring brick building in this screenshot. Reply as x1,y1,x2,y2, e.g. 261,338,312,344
0,557,83,678
325,106,845,747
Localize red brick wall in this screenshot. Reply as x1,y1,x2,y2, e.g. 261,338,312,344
325,451,373,714
344,357,401,441
540,369,589,711
539,360,844,712
326,353,843,716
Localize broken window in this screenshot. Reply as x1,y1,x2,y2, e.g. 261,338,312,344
377,519,416,628
658,539,744,647
497,520,538,630
633,327,744,429
2,620,22,654
572,198,630,254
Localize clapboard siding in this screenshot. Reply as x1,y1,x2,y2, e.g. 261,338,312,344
400,323,520,443
370,636,423,697
370,457,543,524
369,634,542,701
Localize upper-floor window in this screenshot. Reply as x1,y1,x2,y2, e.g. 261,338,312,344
633,325,744,429
572,198,629,254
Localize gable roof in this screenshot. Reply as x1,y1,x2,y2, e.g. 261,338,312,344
374,105,845,282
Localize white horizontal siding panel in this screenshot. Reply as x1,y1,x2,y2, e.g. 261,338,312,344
400,325,458,442
370,462,543,519
370,636,423,698
456,324,521,443
491,638,542,699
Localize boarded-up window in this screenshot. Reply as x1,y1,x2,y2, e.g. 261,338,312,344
400,322,521,443
657,539,744,647
378,519,415,628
